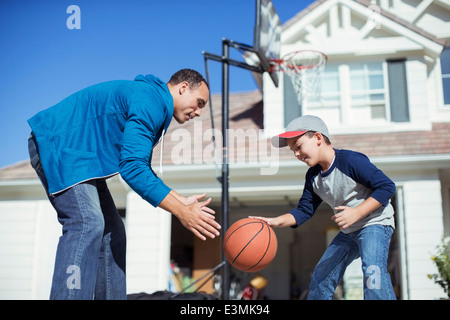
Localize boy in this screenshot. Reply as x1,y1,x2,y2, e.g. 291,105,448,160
252,115,396,300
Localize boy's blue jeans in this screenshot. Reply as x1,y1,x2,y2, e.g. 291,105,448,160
307,224,396,300
28,133,127,300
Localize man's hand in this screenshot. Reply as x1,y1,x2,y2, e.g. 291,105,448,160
181,193,221,240
159,191,221,241
185,193,216,215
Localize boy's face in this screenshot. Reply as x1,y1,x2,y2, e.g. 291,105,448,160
287,133,320,167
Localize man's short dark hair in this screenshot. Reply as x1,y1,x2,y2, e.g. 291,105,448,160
168,69,209,90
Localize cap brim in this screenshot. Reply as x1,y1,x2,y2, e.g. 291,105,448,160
271,130,307,148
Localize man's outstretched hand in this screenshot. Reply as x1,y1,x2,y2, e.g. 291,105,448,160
159,191,221,241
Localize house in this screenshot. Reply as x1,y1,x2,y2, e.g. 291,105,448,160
0,0,449,300
260,0,450,299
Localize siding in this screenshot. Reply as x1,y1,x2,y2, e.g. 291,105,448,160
0,200,59,299
401,180,446,299
125,192,172,295
405,59,430,125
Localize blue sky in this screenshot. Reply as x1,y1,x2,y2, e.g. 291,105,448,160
0,0,314,169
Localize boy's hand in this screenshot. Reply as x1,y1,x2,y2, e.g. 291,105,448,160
249,213,296,228
333,198,382,229
249,216,277,227
332,206,363,229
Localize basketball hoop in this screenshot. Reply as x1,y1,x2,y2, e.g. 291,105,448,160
269,50,328,104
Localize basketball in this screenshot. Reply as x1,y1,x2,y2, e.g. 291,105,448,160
223,218,277,272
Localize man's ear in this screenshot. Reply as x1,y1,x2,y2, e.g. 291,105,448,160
178,81,189,95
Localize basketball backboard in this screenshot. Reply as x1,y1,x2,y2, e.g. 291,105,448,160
254,0,281,87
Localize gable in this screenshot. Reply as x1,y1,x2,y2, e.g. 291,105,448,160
282,0,445,59
375,0,450,39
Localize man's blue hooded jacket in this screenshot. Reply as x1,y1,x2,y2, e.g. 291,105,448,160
27,74,173,207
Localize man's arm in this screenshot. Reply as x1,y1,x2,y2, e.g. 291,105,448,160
119,96,220,240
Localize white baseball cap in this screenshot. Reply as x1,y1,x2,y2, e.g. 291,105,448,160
271,115,330,148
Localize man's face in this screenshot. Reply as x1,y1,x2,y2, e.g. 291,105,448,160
172,81,209,124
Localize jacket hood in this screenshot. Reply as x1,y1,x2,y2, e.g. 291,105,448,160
134,74,167,88
134,74,173,179
134,73,173,125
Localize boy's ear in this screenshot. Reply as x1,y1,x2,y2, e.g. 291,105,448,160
315,132,324,145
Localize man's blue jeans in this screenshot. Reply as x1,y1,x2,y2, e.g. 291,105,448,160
307,225,396,300
28,133,127,300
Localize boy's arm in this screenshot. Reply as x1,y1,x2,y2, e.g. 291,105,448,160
250,213,297,229
332,197,381,230
347,151,396,207
252,168,322,229
332,150,396,229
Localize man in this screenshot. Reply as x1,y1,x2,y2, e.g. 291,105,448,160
27,69,221,299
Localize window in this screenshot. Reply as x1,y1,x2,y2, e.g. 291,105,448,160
349,63,387,121
387,59,409,122
304,62,388,124
301,60,409,126
316,64,341,107
304,65,341,123
441,47,450,105
283,65,341,126
283,73,301,126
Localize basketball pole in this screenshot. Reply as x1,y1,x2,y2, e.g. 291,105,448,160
202,39,263,300
221,39,231,300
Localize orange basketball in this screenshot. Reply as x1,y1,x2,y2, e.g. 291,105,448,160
223,218,277,272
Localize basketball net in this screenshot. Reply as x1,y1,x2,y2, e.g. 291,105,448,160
269,50,327,105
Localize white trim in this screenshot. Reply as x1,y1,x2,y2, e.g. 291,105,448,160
436,0,450,11
30,201,43,300
282,0,338,43
343,0,444,57
3,154,450,188
396,186,410,300
0,179,42,186
49,173,119,196
409,0,434,24
283,0,444,57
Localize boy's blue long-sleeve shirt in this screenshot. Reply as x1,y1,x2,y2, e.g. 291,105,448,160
27,74,173,207
290,149,396,233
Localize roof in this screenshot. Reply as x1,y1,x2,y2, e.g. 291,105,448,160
3,0,449,182
0,160,37,181
2,90,450,181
